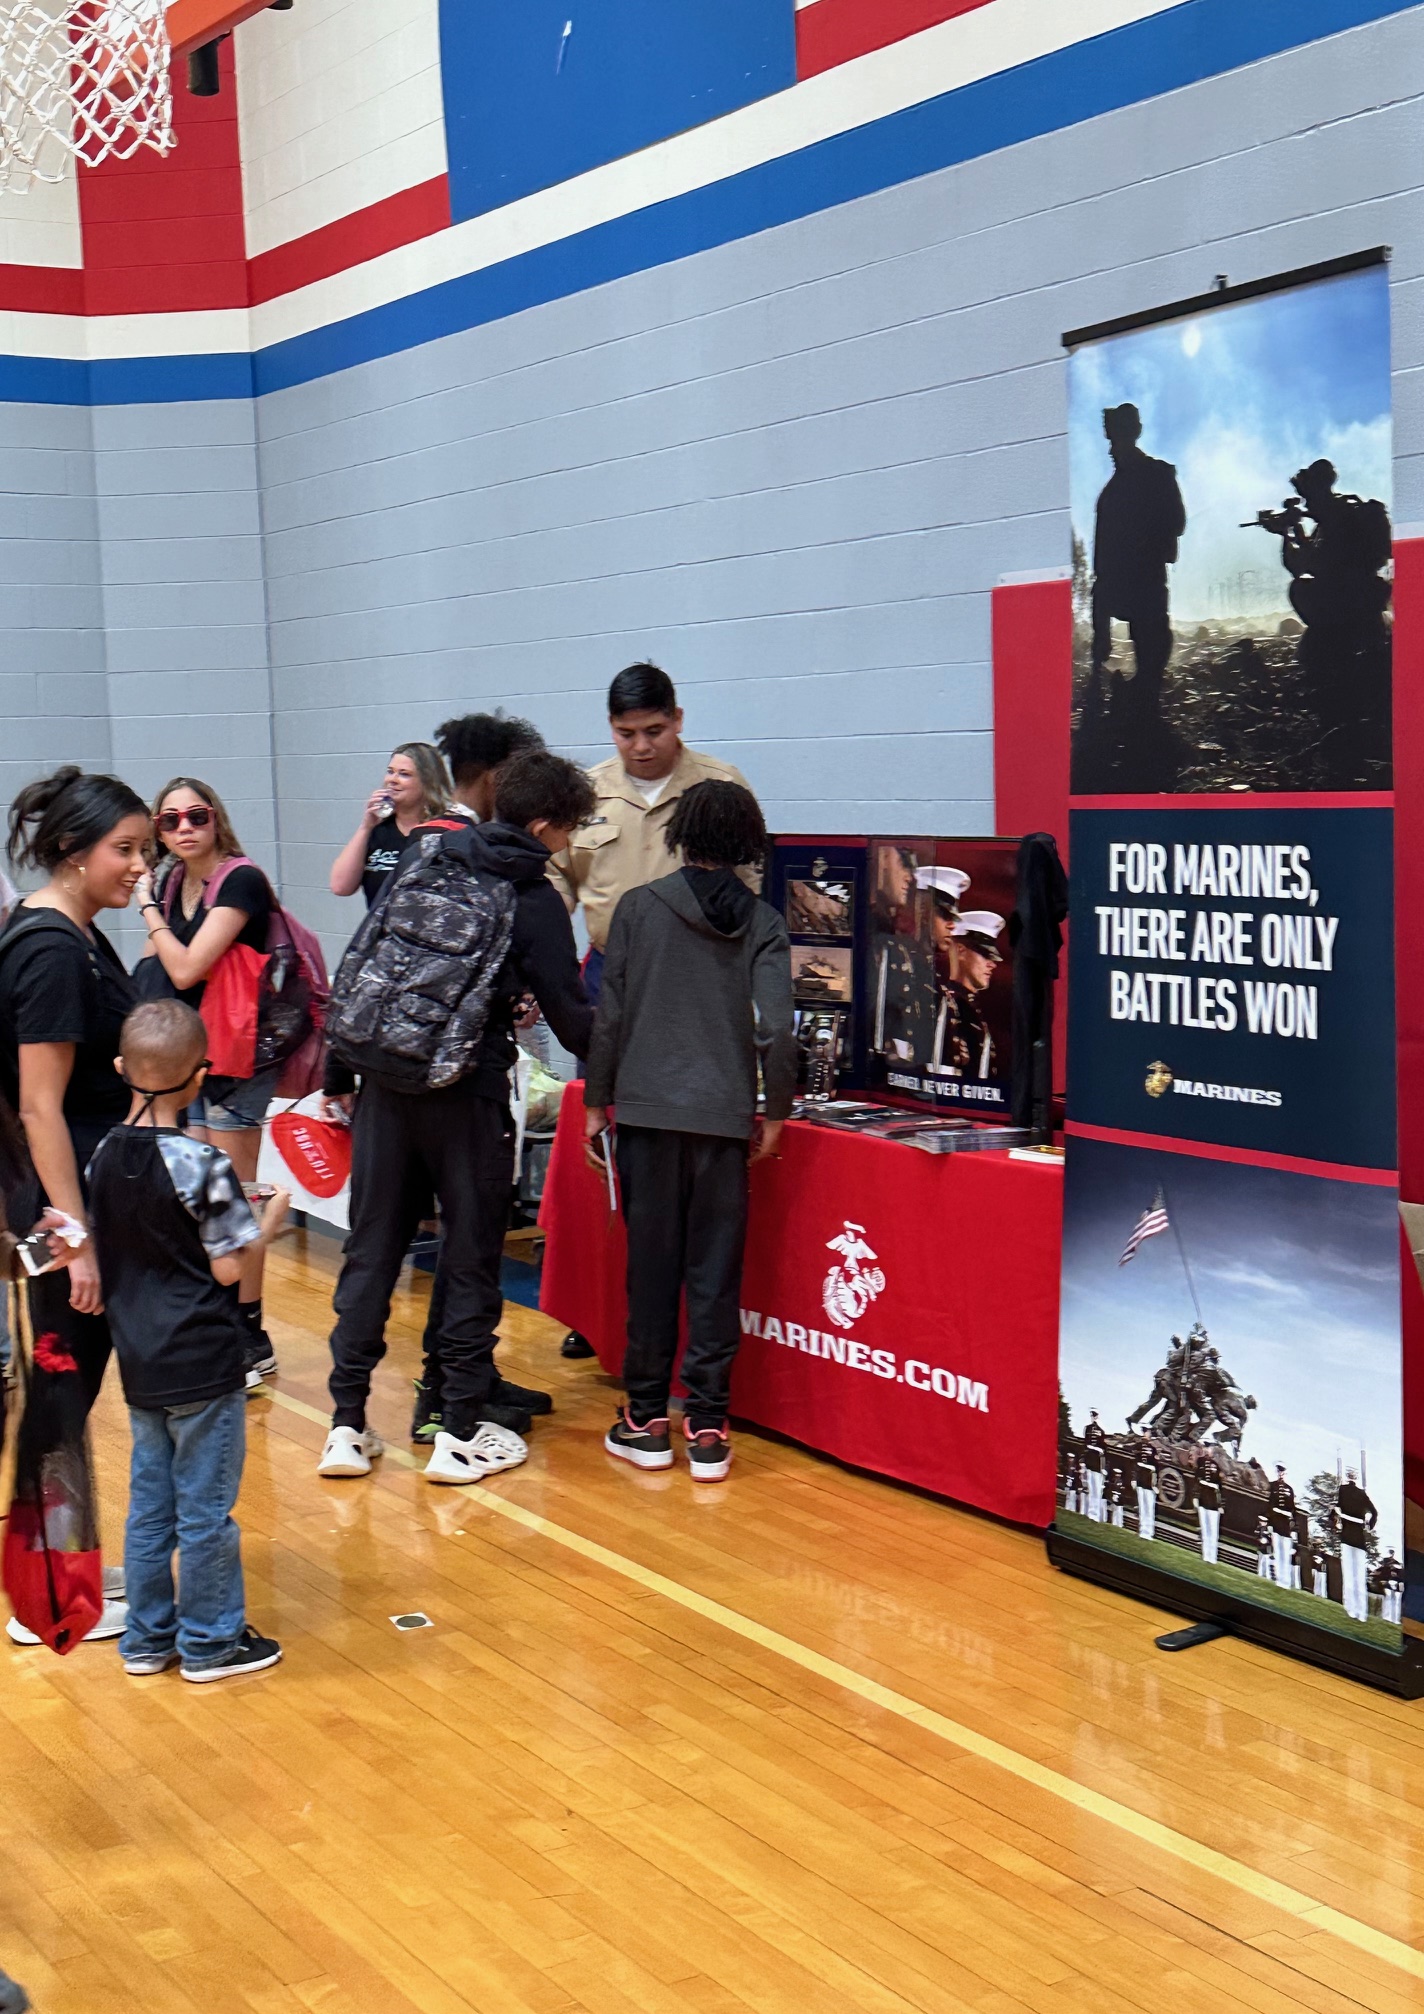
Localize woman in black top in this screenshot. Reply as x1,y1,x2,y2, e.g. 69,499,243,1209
0,768,147,1344
133,776,277,1376
328,741,454,908
0,770,146,1644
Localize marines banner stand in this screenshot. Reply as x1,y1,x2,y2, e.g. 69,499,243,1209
1048,250,1424,1694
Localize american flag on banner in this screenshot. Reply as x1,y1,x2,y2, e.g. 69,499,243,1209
1119,1192,1169,1266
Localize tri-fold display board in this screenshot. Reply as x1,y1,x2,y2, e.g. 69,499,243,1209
768,835,1017,1114
1047,248,1424,1693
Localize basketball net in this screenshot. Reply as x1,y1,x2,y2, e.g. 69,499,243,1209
0,0,175,190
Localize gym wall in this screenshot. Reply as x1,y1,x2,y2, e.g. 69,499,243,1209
0,0,1420,965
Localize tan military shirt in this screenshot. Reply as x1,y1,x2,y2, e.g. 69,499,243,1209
548,744,752,951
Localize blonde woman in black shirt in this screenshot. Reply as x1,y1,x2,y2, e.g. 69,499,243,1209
329,741,455,908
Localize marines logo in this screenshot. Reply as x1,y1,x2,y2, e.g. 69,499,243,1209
822,1220,886,1330
1145,1060,1173,1099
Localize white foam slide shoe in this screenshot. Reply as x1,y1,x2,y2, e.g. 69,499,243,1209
424,1422,528,1485
6,1596,128,1647
317,1426,384,1478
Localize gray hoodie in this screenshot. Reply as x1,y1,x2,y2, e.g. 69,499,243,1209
585,869,797,1140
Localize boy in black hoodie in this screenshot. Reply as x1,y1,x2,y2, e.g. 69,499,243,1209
320,751,595,1487
584,781,795,1481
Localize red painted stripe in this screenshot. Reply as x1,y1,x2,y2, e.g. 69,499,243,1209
247,176,451,305
0,264,85,315
1064,1119,1397,1187
796,0,996,79
1069,791,1394,812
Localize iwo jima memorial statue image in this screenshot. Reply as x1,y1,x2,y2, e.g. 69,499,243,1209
1057,1176,1401,1649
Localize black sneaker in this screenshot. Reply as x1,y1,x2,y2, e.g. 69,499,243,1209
181,1624,282,1685
604,1410,673,1470
561,1331,596,1360
492,1374,553,1417
479,1399,533,1435
411,1378,443,1444
243,1333,278,1381
685,1422,732,1483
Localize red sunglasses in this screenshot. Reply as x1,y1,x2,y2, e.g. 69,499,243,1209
156,807,213,833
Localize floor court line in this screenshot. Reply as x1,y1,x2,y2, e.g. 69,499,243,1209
268,1383,1424,1983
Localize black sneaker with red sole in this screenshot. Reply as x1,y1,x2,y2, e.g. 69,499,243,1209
684,1423,732,1482
604,1411,673,1470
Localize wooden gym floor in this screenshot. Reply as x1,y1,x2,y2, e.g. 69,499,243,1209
2,1223,1424,2013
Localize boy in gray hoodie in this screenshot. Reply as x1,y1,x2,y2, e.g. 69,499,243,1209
584,781,796,1481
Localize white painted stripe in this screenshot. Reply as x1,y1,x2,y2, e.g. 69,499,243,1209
0,306,251,361
247,0,1180,353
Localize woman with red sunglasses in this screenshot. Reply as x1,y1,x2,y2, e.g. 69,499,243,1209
133,778,277,1385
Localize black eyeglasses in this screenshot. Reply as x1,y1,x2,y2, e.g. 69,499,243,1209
157,807,213,833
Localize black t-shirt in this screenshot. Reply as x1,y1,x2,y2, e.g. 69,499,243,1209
362,818,408,906
0,907,136,1145
86,1125,258,1408
161,864,271,1007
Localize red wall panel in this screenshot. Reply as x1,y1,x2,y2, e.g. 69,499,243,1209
77,37,246,314
797,0,996,79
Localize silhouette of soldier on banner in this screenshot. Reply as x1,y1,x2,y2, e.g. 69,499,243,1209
1081,403,1187,785
1248,456,1392,771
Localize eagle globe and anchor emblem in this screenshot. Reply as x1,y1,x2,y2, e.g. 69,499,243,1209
1145,1060,1173,1098
822,1220,886,1331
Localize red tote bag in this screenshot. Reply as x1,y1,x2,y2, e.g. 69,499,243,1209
200,941,267,1080
2,1279,103,1654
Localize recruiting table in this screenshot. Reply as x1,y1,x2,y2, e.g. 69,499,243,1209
539,1086,1063,1527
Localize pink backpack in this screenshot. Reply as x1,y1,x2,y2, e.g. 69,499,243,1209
163,856,329,1098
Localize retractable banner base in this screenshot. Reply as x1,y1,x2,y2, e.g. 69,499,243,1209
1048,1529,1424,1695
1053,249,1424,1693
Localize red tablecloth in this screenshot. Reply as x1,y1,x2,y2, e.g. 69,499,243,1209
540,1087,1062,1527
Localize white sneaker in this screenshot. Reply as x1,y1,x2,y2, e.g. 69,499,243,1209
424,1423,528,1485
317,1426,384,1478
102,1564,126,1599
7,1597,128,1647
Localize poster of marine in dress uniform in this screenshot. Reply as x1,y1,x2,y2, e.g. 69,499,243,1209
865,838,1016,1114
1051,253,1422,1693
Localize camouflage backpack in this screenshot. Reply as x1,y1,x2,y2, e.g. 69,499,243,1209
326,829,516,1092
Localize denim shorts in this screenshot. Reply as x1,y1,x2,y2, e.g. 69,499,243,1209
185,1062,280,1134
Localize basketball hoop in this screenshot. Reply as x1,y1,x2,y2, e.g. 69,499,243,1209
0,0,175,190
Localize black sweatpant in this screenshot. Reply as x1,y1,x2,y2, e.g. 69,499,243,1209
615,1124,749,1431
328,1077,513,1440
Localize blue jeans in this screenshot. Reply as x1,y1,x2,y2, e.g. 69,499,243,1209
122,1390,247,1668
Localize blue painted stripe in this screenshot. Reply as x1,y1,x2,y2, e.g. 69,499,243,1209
88,351,254,404
0,0,1416,405
0,354,92,405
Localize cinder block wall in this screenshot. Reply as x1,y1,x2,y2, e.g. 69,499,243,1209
256,10,1424,956
4,9,1424,981
0,401,109,882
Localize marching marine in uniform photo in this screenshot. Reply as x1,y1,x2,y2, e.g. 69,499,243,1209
1267,1465,1296,1587
1133,1440,1158,1542
1195,1449,1223,1563
1081,1410,1107,1523
1335,1467,1378,1621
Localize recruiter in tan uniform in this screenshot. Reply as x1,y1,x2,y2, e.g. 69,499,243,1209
549,662,751,1000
